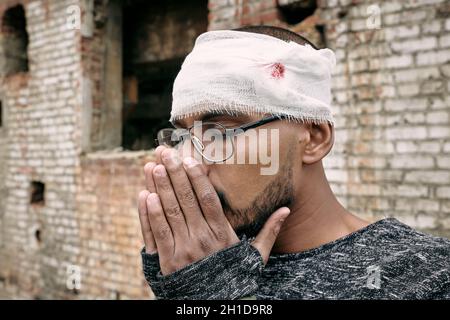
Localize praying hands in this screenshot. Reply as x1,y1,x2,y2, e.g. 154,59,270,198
137,146,290,276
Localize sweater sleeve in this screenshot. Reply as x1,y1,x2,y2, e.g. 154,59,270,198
140,235,264,300
141,248,160,287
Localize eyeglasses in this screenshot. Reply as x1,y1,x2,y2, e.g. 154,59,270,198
156,114,288,163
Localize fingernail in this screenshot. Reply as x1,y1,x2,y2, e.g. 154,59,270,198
279,208,291,221
183,157,198,168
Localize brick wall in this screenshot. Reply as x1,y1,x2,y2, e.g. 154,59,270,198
0,0,83,298
75,151,154,299
318,0,450,238
0,90,6,283
0,0,449,299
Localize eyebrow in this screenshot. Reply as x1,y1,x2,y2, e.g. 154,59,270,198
173,111,252,128
200,111,246,122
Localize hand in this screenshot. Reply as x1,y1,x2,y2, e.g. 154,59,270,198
138,146,290,275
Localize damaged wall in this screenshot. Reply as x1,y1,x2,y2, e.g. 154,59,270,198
0,0,83,298
0,0,449,299
319,0,450,238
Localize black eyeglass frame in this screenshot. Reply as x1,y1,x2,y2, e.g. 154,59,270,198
155,114,289,162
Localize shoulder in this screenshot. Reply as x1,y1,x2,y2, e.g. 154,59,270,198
362,217,450,251
365,218,450,298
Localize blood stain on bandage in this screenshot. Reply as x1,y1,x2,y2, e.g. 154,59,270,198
270,62,285,79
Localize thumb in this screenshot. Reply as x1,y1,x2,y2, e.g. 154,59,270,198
251,207,291,264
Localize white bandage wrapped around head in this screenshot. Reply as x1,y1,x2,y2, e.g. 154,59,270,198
170,30,336,125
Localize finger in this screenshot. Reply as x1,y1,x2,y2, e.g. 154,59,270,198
182,157,230,232
138,190,157,254
160,148,205,228
153,165,189,240
144,162,157,192
146,192,174,256
155,145,166,165
251,207,291,264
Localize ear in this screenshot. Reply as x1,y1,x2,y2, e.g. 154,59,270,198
301,123,334,164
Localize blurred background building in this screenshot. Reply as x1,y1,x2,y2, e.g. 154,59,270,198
0,0,449,299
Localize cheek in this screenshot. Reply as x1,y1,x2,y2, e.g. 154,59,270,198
208,129,296,208
209,147,289,208
214,134,271,207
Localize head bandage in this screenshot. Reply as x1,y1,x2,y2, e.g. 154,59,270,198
170,30,336,125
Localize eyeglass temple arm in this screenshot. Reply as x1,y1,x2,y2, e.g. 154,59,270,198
225,114,288,136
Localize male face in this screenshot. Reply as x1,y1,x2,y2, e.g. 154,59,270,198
173,112,310,238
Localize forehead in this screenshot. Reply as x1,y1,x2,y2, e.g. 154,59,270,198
172,111,263,128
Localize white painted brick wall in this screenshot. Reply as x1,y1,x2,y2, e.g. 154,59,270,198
319,0,450,237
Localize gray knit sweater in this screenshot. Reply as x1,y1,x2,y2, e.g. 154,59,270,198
141,218,450,299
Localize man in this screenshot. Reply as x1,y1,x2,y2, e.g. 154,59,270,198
137,26,450,299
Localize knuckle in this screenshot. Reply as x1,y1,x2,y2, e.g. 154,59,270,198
200,191,217,207
178,190,196,207
157,225,171,240
179,250,196,263
156,178,172,192
165,205,182,218
196,235,213,252
215,229,228,243
186,165,204,179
